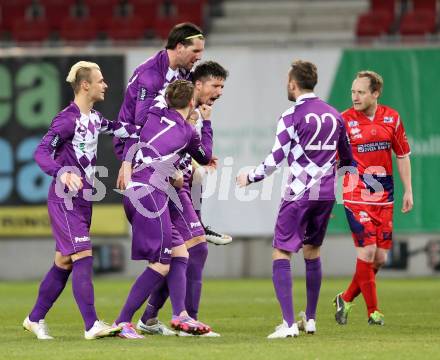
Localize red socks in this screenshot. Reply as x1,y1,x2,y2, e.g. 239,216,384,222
343,258,378,316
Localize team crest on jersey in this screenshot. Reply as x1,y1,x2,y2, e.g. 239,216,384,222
350,128,361,135
383,116,394,123
348,120,359,127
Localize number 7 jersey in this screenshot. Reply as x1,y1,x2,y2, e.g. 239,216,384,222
248,93,353,201
342,104,411,205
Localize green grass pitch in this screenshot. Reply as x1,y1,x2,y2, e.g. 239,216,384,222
1,278,439,360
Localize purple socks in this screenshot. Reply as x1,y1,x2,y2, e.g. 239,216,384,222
185,242,208,320
272,259,294,327
29,263,71,322
305,257,322,321
168,257,189,316
141,283,169,323
72,256,98,331
116,267,165,325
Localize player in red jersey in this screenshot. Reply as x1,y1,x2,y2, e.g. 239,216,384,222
334,71,413,326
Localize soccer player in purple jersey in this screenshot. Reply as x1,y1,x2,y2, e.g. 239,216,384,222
136,62,228,337
114,22,205,191
237,60,353,338
114,80,214,339
24,61,139,340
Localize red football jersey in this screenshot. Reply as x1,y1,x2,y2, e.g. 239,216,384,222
342,104,411,205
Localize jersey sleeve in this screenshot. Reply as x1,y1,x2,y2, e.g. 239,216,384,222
34,114,75,177
186,121,213,165
336,117,354,167
248,115,293,183
98,114,140,139
121,70,163,161
392,116,411,157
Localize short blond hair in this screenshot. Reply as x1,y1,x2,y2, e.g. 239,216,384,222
356,70,383,95
66,61,100,94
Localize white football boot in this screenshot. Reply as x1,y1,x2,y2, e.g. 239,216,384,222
136,319,176,336
23,317,53,340
84,320,121,340
267,320,299,339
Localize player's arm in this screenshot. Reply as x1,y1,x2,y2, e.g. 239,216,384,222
113,71,139,161
116,70,162,190
336,118,354,168
237,116,291,187
34,115,82,191
396,156,413,213
392,116,413,213
186,118,213,166
98,115,140,139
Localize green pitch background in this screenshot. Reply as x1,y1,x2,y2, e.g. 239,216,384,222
1,278,439,360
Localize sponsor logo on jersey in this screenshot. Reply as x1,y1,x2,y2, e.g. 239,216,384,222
348,120,359,127
359,211,371,223
164,247,172,255
383,116,394,123
50,134,60,148
75,236,90,243
190,221,201,229
357,141,391,153
353,134,363,139
139,87,147,101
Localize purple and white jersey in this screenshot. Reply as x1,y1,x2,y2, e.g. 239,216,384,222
248,93,353,201
129,106,213,193
34,102,139,205
115,49,191,161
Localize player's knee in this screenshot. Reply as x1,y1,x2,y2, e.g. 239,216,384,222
149,262,170,276
172,244,189,258
54,252,73,270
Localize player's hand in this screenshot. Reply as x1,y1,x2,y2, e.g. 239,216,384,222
206,155,218,171
60,172,83,191
199,104,212,120
401,191,413,213
116,161,132,190
236,173,250,188
188,110,199,125
170,170,184,189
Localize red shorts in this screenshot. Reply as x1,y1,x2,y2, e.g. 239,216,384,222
343,202,393,249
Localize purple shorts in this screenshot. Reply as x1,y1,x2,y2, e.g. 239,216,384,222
124,186,172,264
273,199,335,253
169,189,204,244
48,201,92,256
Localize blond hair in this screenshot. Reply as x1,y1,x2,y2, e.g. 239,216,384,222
356,70,383,95
66,61,100,94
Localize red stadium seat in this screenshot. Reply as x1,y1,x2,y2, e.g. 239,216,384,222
59,16,98,42
356,10,394,37
399,9,437,35
356,0,396,38
413,0,437,12
370,0,395,14
131,0,159,29
84,0,119,30
40,0,75,31
11,17,50,42
173,0,206,27
105,15,146,41
0,0,31,32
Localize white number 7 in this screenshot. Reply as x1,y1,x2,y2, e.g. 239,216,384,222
305,112,337,151
147,116,176,145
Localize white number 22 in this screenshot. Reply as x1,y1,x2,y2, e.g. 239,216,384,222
304,112,337,151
